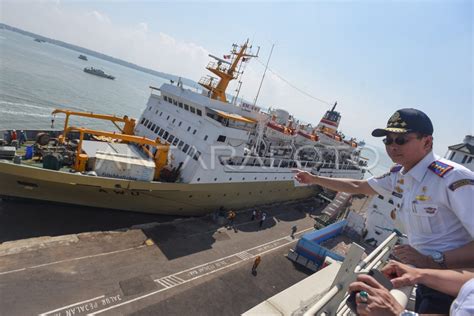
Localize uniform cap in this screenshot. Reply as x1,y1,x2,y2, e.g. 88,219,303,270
372,108,433,137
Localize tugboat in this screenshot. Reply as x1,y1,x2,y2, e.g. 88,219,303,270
0,40,366,215
83,67,115,80
78,54,88,61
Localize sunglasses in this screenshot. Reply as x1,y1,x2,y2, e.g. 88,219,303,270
382,135,415,146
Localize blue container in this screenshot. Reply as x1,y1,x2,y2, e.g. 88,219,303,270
25,145,34,160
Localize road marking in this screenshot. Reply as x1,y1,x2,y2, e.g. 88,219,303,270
0,245,146,276
38,295,105,316
236,251,253,260
88,227,314,315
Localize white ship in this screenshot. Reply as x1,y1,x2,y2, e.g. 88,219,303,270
0,40,366,215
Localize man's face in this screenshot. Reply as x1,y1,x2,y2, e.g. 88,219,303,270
383,132,432,166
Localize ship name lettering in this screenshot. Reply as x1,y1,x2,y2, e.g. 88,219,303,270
64,301,99,316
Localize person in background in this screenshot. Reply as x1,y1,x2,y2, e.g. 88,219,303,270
348,261,474,316
294,108,474,313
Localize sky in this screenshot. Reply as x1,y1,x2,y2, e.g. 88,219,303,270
1,0,472,154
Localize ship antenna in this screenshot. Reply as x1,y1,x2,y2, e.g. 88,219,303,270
331,101,337,112
253,43,274,106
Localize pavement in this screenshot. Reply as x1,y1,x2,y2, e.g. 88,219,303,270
0,197,326,316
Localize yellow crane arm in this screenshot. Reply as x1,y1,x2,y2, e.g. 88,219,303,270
66,126,169,180
52,108,137,140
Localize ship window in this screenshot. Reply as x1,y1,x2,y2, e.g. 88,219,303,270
179,102,183,107
148,106,152,111
190,107,196,114
193,151,201,161
172,118,176,124
193,129,197,135
155,110,159,114
204,135,208,141
178,140,184,149
214,178,217,181
184,104,189,111
196,109,202,116
378,195,384,200
187,126,191,132
468,157,473,163
188,148,195,157
168,98,173,104
450,152,456,160
154,125,160,133
229,178,232,181
462,155,468,163
140,118,145,124
166,115,170,120
151,123,156,131
158,129,164,137
147,121,153,129
183,144,190,153
159,112,163,116
163,131,169,139
173,137,179,146
178,121,182,127
173,100,177,106
197,178,200,182
168,135,175,143
217,135,226,142
164,96,168,102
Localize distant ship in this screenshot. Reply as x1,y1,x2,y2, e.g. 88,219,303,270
78,54,88,61
83,67,115,80
34,38,46,43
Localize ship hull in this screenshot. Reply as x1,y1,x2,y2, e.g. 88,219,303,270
0,161,320,216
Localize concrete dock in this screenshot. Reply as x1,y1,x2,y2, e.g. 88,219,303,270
0,197,326,315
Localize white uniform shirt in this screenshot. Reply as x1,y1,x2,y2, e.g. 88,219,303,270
367,151,474,255
450,278,474,316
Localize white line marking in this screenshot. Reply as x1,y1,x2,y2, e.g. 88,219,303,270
88,227,314,315
0,246,146,276
155,280,170,288
38,295,105,316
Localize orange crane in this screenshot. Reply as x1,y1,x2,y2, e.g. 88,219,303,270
51,109,137,143
65,126,169,180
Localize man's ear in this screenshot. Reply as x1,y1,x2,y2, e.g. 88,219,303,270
425,136,433,150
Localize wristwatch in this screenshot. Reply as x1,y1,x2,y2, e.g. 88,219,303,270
430,250,447,268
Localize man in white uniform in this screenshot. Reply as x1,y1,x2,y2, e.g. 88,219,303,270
294,108,474,313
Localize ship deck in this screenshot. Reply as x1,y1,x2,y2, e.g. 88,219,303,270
1,197,331,316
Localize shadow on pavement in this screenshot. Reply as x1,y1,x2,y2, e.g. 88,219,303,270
0,198,180,243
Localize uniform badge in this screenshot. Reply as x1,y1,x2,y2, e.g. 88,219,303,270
416,195,430,201
390,209,397,220
428,160,454,177
397,178,404,185
424,206,437,214
392,191,403,198
449,179,474,191
395,186,403,194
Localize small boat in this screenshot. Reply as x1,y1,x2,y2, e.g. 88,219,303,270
83,67,115,80
78,54,88,61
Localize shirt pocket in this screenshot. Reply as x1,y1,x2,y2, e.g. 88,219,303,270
411,203,440,234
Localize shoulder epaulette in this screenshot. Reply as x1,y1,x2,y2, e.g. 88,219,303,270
390,165,402,173
428,160,454,177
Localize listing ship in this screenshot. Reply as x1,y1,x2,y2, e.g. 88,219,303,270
0,40,366,215
83,67,115,80
78,54,88,61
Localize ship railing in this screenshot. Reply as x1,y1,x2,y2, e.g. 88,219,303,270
198,76,218,89
206,61,230,74
299,231,411,316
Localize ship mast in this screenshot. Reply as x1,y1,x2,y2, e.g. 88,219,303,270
199,40,258,103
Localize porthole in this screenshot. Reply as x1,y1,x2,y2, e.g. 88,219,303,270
197,178,200,182
229,178,232,181
254,177,257,180
214,178,217,181
265,177,267,180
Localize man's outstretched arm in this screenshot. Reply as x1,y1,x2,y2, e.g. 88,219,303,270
293,169,378,195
